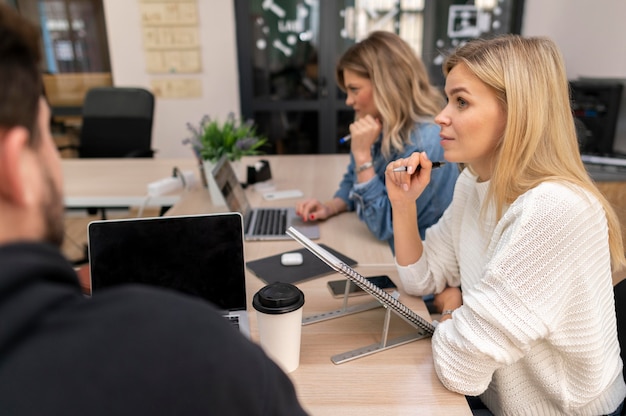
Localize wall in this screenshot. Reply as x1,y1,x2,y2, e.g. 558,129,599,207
522,0,626,152
102,0,240,158
522,0,626,79
104,0,626,157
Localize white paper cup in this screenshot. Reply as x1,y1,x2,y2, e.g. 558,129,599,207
252,282,305,373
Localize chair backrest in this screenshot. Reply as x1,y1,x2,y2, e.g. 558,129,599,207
79,87,155,158
614,279,626,383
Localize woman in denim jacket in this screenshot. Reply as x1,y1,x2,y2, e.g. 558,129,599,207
296,31,458,251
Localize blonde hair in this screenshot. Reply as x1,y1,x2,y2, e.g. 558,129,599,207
443,35,625,270
336,31,444,159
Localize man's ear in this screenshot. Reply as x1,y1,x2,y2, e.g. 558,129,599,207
0,126,31,206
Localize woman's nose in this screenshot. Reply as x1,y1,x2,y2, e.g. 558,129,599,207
435,109,450,126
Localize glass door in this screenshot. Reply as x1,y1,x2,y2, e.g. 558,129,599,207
234,0,430,154
235,0,329,154
422,0,524,86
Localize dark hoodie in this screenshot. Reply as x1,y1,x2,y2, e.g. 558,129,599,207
0,243,307,416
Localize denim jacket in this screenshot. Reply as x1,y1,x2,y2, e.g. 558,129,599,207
334,122,458,253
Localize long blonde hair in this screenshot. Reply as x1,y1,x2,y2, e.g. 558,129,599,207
336,31,444,158
443,35,625,270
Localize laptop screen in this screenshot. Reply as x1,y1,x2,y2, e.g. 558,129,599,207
212,156,251,216
88,213,247,311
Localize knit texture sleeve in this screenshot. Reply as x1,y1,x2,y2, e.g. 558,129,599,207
395,169,476,295
432,182,619,406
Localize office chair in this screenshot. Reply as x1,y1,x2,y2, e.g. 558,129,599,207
59,87,157,265
63,86,157,213
71,86,156,158
615,279,626,379
614,279,626,415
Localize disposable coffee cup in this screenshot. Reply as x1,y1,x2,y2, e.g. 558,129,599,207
252,282,305,373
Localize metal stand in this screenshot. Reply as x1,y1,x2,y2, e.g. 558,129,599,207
302,280,429,364
302,280,383,325
331,307,429,364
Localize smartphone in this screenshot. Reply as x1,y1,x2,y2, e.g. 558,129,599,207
327,275,397,298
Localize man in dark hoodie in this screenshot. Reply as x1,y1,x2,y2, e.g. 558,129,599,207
0,4,307,415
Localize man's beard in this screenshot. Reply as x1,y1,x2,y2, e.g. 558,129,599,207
41,167,65,248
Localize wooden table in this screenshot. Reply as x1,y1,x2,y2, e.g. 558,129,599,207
63,155,626,414
61,158,199,208
168,155,473,415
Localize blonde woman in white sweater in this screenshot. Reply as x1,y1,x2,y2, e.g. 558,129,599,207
386,35,626,416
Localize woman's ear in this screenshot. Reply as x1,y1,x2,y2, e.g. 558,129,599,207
0,126,31,206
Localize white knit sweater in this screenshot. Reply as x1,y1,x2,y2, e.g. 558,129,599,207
397,169,626,415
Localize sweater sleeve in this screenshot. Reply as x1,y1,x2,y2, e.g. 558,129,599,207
395,203,460,295
395,169,476,295
431,183,617,399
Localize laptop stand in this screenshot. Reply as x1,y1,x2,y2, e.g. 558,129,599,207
302,282,430,364
302,283,382,325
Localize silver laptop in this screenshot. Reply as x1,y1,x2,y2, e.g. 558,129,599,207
212,156,320,240
87,213,250,338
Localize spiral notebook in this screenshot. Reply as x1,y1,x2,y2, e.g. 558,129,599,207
286,226,434,336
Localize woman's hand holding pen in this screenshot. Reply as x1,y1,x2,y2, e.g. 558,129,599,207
385,152,433,203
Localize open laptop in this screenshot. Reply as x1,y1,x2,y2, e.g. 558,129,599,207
87,212,250,338
212,156,320,240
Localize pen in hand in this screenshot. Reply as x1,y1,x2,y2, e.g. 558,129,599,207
338,134,351,144
392,161,446,172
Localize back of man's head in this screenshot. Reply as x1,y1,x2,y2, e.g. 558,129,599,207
0,4,43,144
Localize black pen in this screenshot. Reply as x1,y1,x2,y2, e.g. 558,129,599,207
392,161,446,172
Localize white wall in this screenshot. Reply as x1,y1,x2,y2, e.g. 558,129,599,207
522,0,626,79
103,0,626,157
522,0,626,151
102,0,240,158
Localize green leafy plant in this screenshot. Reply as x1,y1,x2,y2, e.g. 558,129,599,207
183,113,268,163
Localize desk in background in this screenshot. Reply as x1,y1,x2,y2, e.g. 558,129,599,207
168,155,472,415
583,160,626,255
594,180,626,286
62,158,198,209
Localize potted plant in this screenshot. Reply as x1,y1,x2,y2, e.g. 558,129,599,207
183,113,268,204
183,113,267,163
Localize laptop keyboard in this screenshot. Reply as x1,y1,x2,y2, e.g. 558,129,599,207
253,209,287,236
224,315,240,330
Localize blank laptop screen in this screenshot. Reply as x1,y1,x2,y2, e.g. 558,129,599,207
88,213,246,311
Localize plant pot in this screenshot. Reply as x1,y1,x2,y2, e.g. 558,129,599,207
202,160,227,206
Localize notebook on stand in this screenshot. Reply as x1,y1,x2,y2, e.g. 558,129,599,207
88,213,250,338
286,226,434,364
212,156,320,241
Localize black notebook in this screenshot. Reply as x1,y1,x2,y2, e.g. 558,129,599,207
246,244,357,285
286,226,435,336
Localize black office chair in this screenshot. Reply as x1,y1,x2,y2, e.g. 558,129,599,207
613,279,626,415
74,86,156,158
615,279,626,379
59,87,158,262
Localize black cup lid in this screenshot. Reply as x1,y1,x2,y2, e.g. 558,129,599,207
252,282,305,315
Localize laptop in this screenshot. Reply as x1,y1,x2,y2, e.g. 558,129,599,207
87,212,250,338
212,156,320,240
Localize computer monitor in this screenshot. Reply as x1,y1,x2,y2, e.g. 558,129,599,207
570,80,624,155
